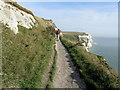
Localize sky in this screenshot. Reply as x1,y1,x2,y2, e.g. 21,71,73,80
18,2,118,38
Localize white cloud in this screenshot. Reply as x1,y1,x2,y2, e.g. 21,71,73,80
19,2,117,38
34,7,117,37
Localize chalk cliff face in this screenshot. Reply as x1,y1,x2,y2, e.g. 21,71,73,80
78,33,93,51
0,0,37,34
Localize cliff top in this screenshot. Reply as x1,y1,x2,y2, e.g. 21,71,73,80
4,1,34,16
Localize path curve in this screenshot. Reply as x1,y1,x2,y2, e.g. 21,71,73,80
52,40,87,89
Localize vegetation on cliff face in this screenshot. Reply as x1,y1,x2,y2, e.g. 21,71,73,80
5,1,34,16
60,33,120,88
2,16,56,88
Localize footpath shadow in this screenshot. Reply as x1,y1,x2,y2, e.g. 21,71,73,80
65,49,87,89
69,42,84,48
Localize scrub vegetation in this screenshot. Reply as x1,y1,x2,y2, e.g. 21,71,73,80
60,33,120,88
2,16,56,88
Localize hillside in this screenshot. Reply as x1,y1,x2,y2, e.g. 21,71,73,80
60,32,120,88
1,0,120,89
1,1,56,88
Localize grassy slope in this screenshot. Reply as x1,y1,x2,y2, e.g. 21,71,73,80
61,32,120,88
46,45,57,88
5,2,34,16
2,16,56,88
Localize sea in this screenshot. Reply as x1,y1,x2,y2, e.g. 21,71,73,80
89,37,118,73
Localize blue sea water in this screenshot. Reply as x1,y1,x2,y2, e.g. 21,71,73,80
89,37,118,73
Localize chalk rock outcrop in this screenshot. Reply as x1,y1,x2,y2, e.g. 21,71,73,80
78,33,93,51
0,0,37,34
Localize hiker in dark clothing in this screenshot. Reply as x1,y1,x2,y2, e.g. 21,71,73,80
56,29,61,41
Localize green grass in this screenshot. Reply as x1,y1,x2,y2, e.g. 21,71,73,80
46,44,57,88
43,19,57,29
2,16,56,88
62,32,88,44
60,34,120,89
63,34,79,42
5,1,34,17
63,32,87,35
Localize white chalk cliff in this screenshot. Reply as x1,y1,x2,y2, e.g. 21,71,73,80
0,0,37,34
78,33,93,52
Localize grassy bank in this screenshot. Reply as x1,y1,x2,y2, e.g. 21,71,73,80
5,2,34,16
46,44,57,88
60,33,120,88
2,16,56,88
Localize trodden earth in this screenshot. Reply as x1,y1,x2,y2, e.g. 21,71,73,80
52,40,87,89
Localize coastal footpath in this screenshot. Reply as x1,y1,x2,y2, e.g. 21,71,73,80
0,0,120,88
60,32,120,88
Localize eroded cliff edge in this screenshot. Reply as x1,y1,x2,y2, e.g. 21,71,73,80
0,0,37,34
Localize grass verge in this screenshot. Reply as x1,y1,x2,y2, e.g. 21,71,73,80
46,43,57,88
60,36,120,89
2,16,56,88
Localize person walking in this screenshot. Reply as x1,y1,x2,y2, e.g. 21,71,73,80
56,29,61,41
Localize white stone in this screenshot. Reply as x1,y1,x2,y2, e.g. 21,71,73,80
55,27,58,31
78,34,93,52
0,0,36,34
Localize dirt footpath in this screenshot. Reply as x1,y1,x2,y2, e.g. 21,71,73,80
52,40,86,89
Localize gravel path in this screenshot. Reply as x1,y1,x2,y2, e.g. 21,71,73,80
52,40,87,89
